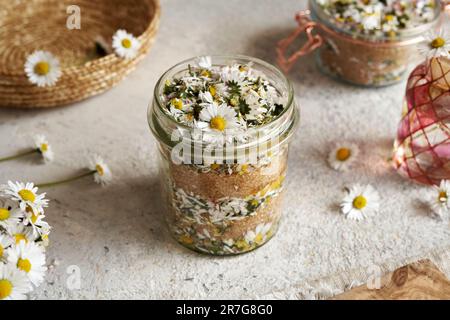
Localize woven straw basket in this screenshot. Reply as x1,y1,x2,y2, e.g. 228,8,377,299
0,0,160,108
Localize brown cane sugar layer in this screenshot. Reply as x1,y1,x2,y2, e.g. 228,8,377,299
170,192,284,240
318,31,415,85
169,154,288,201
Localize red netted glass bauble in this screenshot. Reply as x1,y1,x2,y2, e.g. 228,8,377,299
393,57,450,185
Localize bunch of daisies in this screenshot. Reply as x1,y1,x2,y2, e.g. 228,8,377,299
317,0,437,37
0,182,50,300
161,56,287,142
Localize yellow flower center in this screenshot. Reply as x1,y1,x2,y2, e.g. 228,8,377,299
209,85,216,97
17,258,32,273
121,38,132,49
34,61,50,76
185,113,194,121
179,235,193,245
336,148,351,161
25,206,38,224
254,233,264,244
210,116,227,131
385,14,395,21
235,239,249,250
0,245,3,258
15,234,27,244
352,195,367,210
438,191,447,202
431,37,445,49
230,97,238,106
171,98,183,110
40,143,48,152
0,208,10,221
210,163,220,170
18,189,35,202
0,279,13,300
200,70,211,78
250,199,259,207
95,164,104,176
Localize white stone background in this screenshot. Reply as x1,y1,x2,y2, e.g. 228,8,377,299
0,0,449,299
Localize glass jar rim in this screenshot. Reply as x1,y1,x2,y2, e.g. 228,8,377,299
148,54,299,151
309,0,443,43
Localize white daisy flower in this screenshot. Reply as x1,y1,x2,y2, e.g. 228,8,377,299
7,241,47,287
198,103,240,132
199,91,214,105
0,233,14,261
88,155,112,185
427,180,450,219
0,198,24,232
23,206,49,237
0,262,32,300
197,56,212,69
220,64,246,83
39,223,51,247
328,142,360,171
245,223,272,245
1,181,47,213
33,134,54,162
340,184,380,221
419,29,450,59
112,29,141,59
7,224,37,245
361,7,381,31
24,51,61,87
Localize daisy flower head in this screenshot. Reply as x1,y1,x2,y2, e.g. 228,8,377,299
0,262,32,300
24,51,61,87
427,180,450,219
197,56,212,69
328,142,359,171
1,181,47,213
89,155,112,185
0,198,24,232
112,29,141,59
0,233,14,261
7,241,47,287
419,29,450,59
7,223,37,245
244,223,273,246
33,134,54,162
198,103,240,133
23,205,49,237
340,184,380,221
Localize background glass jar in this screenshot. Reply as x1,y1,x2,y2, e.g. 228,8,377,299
148,55,299,255
277,0,444,87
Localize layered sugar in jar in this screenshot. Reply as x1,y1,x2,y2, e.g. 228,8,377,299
148,55,299,255
278,0,443,87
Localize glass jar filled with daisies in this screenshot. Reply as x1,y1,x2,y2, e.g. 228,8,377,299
277,0,445,87
148,55,299,255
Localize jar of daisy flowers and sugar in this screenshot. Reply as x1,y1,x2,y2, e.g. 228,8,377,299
148,55,299,255
277,0,446,87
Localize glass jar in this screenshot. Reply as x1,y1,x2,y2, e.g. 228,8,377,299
148,55,299,255
393,57,450,185
277,0,444,87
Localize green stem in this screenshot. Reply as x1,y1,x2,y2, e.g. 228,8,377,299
36,170,96,188
0,149,37,162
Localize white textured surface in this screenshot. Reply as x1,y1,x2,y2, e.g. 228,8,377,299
0,0,449,299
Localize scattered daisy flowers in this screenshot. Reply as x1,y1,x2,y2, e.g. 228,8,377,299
427,180,450,219
24,51,61,87
112,29,141,59
88,155,112,185
36,155,112,188
0,134,54,163
419,29,450,59
0,180,52,300
328,142,359,172
33,135,54,162
340,184,380,221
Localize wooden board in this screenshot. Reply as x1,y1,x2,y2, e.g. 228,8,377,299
334,260,450,300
